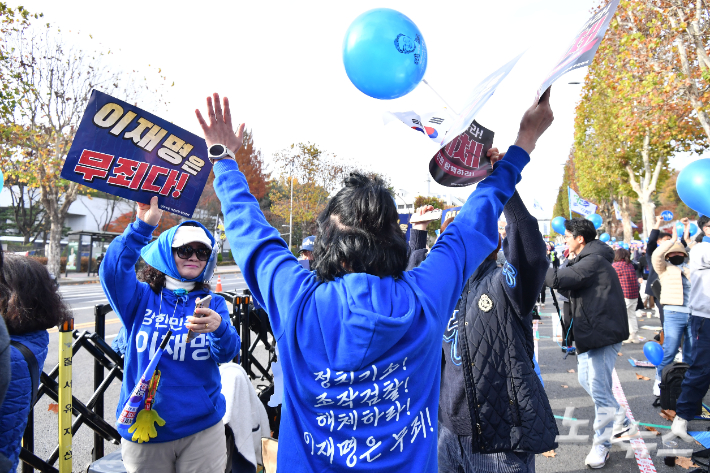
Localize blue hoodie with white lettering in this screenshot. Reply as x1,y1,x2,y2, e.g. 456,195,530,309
100,219,240,443
213,146,529,472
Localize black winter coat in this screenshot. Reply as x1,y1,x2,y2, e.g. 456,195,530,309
429,192,558,454
545,239,629,353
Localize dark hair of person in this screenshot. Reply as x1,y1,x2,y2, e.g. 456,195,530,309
312,172,408,282
698,215,710,231
564,218,597,244
658,232,672,240
614,248,631,264
440,216,455,234
0,254,71,334
696,231,705,243
138,265,211,294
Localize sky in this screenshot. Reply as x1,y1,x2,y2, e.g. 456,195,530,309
17,0,705,218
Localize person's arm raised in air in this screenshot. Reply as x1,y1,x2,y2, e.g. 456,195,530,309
100,197,160,326
499,190,549,318
409,89,554,324
196,94,315,339
410,205,434,252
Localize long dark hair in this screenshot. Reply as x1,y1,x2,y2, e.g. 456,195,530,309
614,248,631,264
0,254,71,334
312,172,408,282
138,265,211,294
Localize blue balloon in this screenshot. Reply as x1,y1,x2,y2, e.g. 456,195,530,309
551,216,566,234
643,341,664,366
690,223,699,235
676,222,686,235
343,8,427,100
0,169,3,193
678,158,710,218
600,232,610,242
611,237,617,242
587,213,603,229
661,210,674,221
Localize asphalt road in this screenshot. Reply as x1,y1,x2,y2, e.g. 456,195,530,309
23,284,710,472
26,272,252,473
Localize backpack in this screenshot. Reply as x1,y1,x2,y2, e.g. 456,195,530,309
659,362,702,415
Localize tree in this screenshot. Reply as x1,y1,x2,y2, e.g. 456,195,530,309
572,0,707,238
550,152,577,237
0,21,170,276
270,142,391,249
658,169,694,217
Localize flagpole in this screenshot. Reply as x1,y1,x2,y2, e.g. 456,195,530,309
422,79,459,115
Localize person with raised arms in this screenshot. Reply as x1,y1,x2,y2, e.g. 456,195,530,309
196,89,553,472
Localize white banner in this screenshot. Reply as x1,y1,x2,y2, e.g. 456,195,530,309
568,187,597,217
613,200,622,220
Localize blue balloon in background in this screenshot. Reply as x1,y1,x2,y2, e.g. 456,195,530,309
551,216,567,234
611,237,617,242
661,210,674,221
690,223,699,235
600,232,610,242
587,213,603,229
677,159,710,218
0,169,4,193
676,222,686,235
643,341,664,366
343,8,427,100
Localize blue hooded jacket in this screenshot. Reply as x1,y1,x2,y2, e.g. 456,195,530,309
100,219,240,443
0,331,48,471
212,146,529,472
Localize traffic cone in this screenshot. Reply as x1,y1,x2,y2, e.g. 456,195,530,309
216,275,223,292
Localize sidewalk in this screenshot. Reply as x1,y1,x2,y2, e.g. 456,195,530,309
58,264,242,285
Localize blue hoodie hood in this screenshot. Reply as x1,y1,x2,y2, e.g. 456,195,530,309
140,220,216,283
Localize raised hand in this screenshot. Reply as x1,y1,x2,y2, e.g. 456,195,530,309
488,147,504,166
136,196,163,227
514,87,554,154
412,205,435,231
195,93,245,153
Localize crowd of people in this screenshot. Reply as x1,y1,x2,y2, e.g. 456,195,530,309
0,87,709,473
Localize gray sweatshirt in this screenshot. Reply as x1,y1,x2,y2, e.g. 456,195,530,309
689,241,710,319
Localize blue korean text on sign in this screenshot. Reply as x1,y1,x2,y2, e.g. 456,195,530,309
661,210,674,221
61,90,211,217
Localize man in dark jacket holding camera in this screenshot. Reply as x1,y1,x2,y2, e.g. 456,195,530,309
546,218,635,469
424,189,558,472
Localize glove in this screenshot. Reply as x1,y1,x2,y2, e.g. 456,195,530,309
128,409,165,443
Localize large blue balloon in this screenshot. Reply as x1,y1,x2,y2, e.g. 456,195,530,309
690,222,699,235
343,8,427,100
551,216,566,234
643,341,664,366
600,232,610,242
587,213,603,229
677,159,710,218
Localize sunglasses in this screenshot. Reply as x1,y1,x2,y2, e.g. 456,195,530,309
174,245,211,261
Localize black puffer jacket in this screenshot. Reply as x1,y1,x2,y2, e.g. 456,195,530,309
545,239,628,353
436,192,559,454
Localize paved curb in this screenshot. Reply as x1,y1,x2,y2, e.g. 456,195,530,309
58,266,242,286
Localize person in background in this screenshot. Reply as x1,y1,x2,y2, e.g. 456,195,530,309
298,235,316,271
101,202,240,473
496,220,507,267
546,219,633,469
671,215,710,441
646,216,688,322
612,249,640,343
634,247,649,311
0,255,71,472
196,90,554,472
651,223,693,397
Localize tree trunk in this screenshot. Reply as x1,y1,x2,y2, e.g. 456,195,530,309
620,196,633,243
39,179,79,278
625,131,665,239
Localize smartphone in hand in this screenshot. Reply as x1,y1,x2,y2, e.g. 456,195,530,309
187,294,212,342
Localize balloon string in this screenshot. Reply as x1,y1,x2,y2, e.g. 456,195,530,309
421,79,459,115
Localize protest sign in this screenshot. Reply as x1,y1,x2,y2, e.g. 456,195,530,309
441,207,462,224
61,90,210,218
429,120,495,188
537,0,620,97
398,213,411,243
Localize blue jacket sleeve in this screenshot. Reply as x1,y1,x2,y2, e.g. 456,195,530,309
207,295,240,363
408,146,530,326
212,160,316,339
500,191,548,318
100,219,156,327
